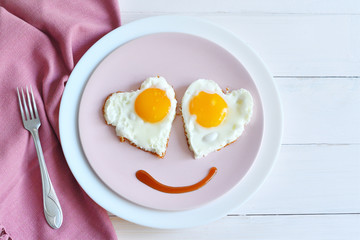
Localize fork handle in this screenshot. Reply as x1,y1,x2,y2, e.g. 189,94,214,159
31,129,63,229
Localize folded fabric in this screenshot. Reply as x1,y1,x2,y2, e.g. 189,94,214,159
0,1,121,239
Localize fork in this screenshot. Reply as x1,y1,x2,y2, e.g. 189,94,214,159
17,86,63,229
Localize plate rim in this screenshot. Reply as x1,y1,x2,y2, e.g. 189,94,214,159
59,15,282,229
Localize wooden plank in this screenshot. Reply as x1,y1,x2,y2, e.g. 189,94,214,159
235,144,360,214
118,0,360,14
120,14,360,76
110,214,360,240
277,78,360,144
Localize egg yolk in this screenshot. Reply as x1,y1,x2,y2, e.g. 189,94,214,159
135,88,171,123
189,91,228,128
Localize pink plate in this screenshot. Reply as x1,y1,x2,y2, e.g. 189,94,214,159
78,32,263,211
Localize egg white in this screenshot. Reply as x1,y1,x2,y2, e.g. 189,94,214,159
181,79,253,159
103,76,177,157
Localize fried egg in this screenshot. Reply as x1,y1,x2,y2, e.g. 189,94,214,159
181,79,253,159
103,76,177,158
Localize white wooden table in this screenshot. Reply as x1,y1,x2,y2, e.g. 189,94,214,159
109,1,360,239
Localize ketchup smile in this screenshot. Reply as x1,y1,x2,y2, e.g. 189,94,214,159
136,167,217,194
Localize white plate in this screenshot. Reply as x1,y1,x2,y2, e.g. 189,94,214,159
59,16,282,229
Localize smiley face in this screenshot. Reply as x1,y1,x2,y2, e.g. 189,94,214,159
103,76,253,194
76,32,264,210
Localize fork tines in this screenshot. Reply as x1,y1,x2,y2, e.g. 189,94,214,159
17,86,39,122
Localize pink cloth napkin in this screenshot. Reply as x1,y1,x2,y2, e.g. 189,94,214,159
0,1,121,239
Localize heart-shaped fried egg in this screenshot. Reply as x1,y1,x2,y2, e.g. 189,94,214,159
181,79,253,159
103,76,176,158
